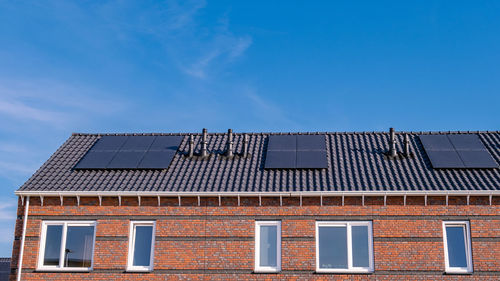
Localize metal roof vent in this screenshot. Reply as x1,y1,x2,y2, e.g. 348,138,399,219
201,128,209,158
225,129,234,157
389,127,398,158
385,128,413,159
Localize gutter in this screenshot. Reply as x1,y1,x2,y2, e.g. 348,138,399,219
14,190,500,197
17,196,29,281
14,190,499,207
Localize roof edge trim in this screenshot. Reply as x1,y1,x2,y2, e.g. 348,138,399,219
15,190,500,197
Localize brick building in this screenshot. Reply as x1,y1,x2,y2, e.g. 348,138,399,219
9,129,500,280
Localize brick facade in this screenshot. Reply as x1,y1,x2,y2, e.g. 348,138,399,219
10,195,500,280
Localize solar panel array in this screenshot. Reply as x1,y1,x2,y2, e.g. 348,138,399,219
265,135,328,169
419,134,498,169
74,136,183,169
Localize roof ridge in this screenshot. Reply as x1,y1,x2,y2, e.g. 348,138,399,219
72,130,500,136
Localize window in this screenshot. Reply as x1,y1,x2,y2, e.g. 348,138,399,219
38,221,96,271
315,221,373,273
442,221,472,273
255,221,281,272
127,221,156,272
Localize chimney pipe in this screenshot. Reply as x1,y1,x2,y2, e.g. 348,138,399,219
188,135,194,157
242,134,249,157
389,128,397,157
404,134,411,157
201,128,208,157
226,129,234,157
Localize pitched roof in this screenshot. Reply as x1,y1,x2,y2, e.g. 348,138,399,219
0,258,10,281
16,131,500,195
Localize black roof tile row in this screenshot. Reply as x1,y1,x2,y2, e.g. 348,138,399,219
17,131,500,193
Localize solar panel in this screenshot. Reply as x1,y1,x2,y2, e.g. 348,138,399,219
74,135,183,170
425,150,465,168
419,135,454,150
107,151,146,169
150,136,184,150
138,150,177,169
296,151,328,168
91,136,128,150
265,135,327,169
448,134,486,150
267,135,296,151
264,151,296,169
297,135,326,151
457,150,499,168
75,151,117,169
120,136,155,150
419,134,498,169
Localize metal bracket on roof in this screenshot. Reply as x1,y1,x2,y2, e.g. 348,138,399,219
157,196,161,207
446,194,448,206
259,195,262,207
197,196,200,207
425,194,427,206
118,196,122,206
384,194,387,206
138,196,141,207
341,194,344,206
60,195,63,206
300,195,302,207
467,195,470,206
99,195,102,206
21,196,24,206
77,196,80,206
362,195,365,206
219,195,222,207
40,196,44,207
320,194,323,206
490,194,493,206
237,195,240,206
280,195,283,206
178,195,181,206
403,195,406,206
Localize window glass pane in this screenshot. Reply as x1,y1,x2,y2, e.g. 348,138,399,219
64,226,94,268
352,225,369,267
318,226,347,269
259,225,277,267
446,226,467,268
133,225,153,267
43,225,62,266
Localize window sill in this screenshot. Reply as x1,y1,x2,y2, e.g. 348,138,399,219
36,268,92,272
126,268,154,273
253,269,281,274
315,269,373,274
445,270,473,275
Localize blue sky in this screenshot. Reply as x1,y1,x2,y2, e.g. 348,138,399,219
0,0,499,256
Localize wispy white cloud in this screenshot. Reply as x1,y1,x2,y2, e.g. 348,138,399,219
243,88,299,130
164,0,206,31
0,99,67,123
0,200,16,244
0,201,16,220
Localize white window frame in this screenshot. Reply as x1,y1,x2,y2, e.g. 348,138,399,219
37,221,97,272
254,221,281,273
127,221,156,272
442,221,473,274
315,221,374,273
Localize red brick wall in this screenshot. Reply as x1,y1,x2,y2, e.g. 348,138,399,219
9,195,500,280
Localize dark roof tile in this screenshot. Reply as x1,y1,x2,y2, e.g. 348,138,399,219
17,131,500,193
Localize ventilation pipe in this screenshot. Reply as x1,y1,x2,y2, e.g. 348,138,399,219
226,129,234,157
201,128,208,157
389,128,397,157
242,134,249,157
188,135,194,157
404,134,411,157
